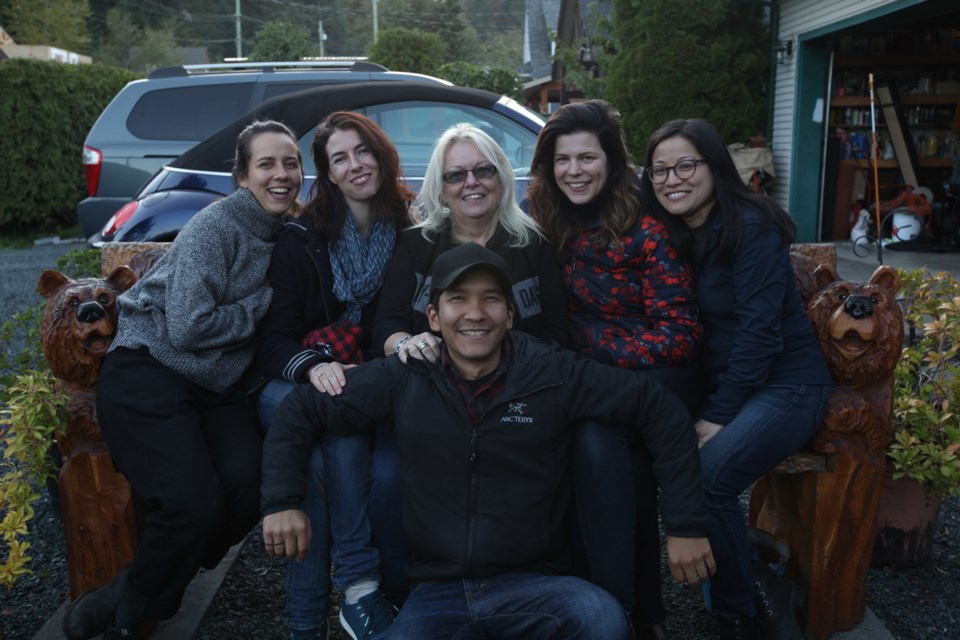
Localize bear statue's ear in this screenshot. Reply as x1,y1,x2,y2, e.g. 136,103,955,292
812,264,839,292
106,265,138,294
37,270,69,299
870,265,901,295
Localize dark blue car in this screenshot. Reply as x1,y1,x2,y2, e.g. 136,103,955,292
92,82,545,245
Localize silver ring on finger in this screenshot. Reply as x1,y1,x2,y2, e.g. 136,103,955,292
418,340,428,350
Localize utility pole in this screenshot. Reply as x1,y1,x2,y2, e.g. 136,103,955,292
372,0,379,42
235,0,242,58
318,20,325,57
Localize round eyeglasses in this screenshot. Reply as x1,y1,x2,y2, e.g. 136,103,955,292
443,164,498,184
645,159,707,184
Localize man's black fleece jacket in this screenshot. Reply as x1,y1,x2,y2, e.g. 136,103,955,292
262,332,709,583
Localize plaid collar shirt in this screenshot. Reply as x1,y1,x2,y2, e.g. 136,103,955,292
440,338,512,427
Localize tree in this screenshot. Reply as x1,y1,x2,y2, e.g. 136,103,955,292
248,20,313,62
92,7,178,73
438,61,523,100
3,0,91,52
605,0,769,155
368,27,446,76
476,29,523,69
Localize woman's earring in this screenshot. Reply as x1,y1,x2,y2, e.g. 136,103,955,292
440,205,451,215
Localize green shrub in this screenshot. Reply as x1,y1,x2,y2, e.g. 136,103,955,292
368,27,447,77
55,247,102,279
438,61,523,101
0,60,138,235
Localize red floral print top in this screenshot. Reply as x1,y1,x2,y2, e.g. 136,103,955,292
563,214,701,369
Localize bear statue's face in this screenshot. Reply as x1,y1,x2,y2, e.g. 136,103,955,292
806,264,903,386
37,266,137,389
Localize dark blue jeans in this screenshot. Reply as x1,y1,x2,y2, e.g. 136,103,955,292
387,573,631,639
369,426,410,604
573,421,660,621
700,383,831,616
258,378,381,631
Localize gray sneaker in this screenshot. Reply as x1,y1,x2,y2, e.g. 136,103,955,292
338,589,398,640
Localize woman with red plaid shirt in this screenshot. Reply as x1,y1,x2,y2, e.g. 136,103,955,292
527,100,703,640
254,112,416,640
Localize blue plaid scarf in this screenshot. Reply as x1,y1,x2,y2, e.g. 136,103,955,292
329,213,395,323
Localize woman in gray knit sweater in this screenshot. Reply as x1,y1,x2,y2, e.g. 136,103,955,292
62,120,303,640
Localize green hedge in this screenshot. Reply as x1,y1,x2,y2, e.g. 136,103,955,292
0,60,138,234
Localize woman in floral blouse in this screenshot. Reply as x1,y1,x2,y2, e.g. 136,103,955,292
528,100,703,639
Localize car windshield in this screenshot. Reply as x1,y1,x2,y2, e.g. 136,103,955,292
296,101,537,178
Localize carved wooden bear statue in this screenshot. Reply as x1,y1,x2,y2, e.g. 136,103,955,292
36,266,139,599
37,266,137,457
807,264,903,457
754,262,903,640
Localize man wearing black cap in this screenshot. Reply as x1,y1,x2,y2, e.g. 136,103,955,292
261,243,714,639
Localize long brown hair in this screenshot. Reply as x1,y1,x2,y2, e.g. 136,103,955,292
302,111,415,243
527,100,639,256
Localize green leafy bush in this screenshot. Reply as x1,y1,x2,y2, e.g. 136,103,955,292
891,269,960,498
438,61,523,101
0,60,138,234
368,27,446,77
0,246,101,585
0,370,69,586
56,247,103,279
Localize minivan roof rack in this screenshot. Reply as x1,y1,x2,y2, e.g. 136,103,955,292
148,60,388,79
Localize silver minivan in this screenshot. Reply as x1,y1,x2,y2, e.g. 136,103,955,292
77,61,448,238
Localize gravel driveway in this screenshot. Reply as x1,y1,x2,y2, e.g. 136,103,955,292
1,242,957,639
0,240,85,321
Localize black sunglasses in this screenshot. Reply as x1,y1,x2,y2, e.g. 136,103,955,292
442,164,498,184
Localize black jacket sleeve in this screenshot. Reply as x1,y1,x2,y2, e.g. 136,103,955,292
256,229,331,383
261,359,397,516
372,230,424,355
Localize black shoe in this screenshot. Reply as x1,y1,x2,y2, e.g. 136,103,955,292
717,612,761,640
752,562,805,640
62,566,131,640
634,621,668,640
102,625,137,639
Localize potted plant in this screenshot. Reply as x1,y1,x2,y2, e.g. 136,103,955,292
873,268,960,566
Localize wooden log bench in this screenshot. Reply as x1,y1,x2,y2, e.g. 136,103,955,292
749,243,903,640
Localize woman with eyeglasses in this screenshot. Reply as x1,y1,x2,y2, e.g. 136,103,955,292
370,122,569,600
640,118,831,640
527,100,704,640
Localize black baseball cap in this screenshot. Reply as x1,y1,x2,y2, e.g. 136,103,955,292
429,243,513,302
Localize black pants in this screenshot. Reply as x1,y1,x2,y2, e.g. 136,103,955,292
97,347,262,621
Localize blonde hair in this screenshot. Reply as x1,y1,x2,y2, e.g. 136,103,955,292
417,123,540,247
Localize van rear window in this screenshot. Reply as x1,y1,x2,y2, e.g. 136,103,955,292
126,84,254,141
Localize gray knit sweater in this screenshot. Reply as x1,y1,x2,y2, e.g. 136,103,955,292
111,188,284,392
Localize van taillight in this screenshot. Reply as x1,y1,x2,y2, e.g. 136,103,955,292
103,201,138,237
82,145,102,196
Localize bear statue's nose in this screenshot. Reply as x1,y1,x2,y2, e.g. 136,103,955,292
844,295,874,320
77,301,106,323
